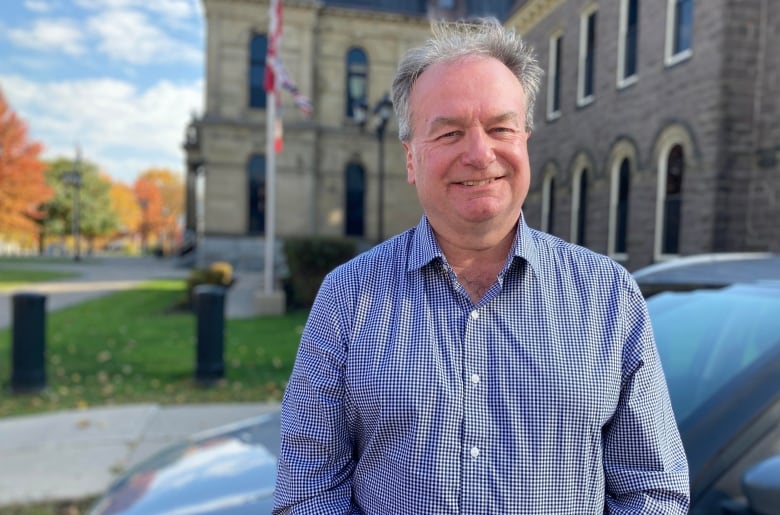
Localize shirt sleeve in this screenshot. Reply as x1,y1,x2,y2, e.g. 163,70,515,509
603,286,691,514
273,274,359,514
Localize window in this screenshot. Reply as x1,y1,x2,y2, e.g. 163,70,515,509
617,0,639,86
248,154,266,234
572,168,589,245
541,170,556,234
345,48,368,120
345,163,365,236
578,6,597,106
249,34,268,109
665,0,693,66
547,32,563,119
661,145,684,254
609,158,631,257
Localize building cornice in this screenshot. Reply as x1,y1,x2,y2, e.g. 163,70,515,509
505,0,562,34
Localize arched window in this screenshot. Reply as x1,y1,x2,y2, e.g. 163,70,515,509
612,158,631,255
345,48,368,119
662,145,684,254
541,172,556,234
345,163,365,236
572,168,589,245
249,35,268,109
248,154,266,234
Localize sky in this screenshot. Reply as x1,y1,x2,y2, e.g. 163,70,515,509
0,0,204,185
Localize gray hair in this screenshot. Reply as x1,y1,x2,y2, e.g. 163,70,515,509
391,17,543,142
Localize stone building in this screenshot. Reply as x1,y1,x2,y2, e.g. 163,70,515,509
183,0,515,271
507,0,780,271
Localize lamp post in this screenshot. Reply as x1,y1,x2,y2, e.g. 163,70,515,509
61,148,82,262
372,93,393,243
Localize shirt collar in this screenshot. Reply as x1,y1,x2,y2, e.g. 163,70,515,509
406,213,542,277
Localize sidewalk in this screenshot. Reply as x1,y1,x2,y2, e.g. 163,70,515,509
0,257,280,508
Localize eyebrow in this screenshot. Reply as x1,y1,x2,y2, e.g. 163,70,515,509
427,112,522,134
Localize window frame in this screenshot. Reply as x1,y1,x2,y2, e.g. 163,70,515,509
547,31,563,120
617,0,639,88
577,4,598,107
665,0,693,67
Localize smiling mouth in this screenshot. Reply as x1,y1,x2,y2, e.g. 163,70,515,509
460,178,498,186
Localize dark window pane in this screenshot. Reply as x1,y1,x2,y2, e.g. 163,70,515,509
248,154,266,234
616,159,631,253
663,145,684,254
345,163,365,236
346,48,368,118
547,177,556,234
674,0,693,54
552,36,562,112
249,35,267,109
584,12,596,97
577,169,588,245
624,0,638,78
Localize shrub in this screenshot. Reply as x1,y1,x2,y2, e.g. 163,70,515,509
184,261,235,308
283,237,358,308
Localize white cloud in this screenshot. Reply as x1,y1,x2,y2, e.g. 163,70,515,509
0,73,203,183
87,9,201,65
24,0,54,13
7,18,87,56
74,0,197,22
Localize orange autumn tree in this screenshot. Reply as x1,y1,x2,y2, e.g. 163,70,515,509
135,168,184,254
133,176,164,252
109,181,142,237
0,88,52,246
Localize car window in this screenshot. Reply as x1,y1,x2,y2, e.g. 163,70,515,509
647,285,780,422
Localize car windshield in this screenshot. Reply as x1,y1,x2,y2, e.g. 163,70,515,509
647,283,780,422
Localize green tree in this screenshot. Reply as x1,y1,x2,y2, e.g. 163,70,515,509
41,156,119,254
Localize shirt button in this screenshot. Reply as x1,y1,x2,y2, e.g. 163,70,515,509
471,374,480,384
470,310,479,320
470,447,480,458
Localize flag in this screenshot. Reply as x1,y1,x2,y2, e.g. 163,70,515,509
264,0,313,153
264,0,282,95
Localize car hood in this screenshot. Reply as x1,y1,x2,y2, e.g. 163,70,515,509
88,412,281,515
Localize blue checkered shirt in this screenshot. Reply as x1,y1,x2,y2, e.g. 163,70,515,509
274,215,690,514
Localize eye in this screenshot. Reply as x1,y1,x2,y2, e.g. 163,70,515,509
437,130,460,140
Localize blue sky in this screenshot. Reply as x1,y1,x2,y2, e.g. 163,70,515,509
0,0,204,185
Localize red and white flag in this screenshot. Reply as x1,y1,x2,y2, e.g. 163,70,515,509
264,0,312,153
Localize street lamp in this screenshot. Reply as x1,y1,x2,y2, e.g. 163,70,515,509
372,93,393,242
61,147,82,262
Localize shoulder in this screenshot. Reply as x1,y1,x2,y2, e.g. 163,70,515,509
526,228,637,295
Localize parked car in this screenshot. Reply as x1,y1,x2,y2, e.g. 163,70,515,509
88,282,780,514
633,252,780,297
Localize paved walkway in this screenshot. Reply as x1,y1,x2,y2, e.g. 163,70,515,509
0,256,265,329
0,256,280,509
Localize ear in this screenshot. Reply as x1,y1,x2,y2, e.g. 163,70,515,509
403,142,416,185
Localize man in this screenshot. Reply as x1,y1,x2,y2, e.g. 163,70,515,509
274,18,689,514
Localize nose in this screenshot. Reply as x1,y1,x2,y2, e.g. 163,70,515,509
461,128,495,169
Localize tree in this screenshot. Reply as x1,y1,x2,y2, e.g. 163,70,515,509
109,182,142,236
41,156,119,254
0,88,52,246
135,168,184,253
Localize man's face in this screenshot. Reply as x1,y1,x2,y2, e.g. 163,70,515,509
403,55,532,241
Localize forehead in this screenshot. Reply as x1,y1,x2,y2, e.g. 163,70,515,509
409,55,527,126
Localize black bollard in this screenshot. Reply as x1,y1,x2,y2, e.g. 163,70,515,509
194,284,226,384
11,292,47,393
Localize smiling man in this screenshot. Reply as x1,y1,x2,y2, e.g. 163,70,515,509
274,18,690,514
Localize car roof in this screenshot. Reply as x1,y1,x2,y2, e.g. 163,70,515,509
632,253,780,297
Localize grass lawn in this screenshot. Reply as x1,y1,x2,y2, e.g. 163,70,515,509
0,268,79,291
0,278,308,418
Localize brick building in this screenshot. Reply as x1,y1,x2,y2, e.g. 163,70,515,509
508,0,780,271
183,0,514,270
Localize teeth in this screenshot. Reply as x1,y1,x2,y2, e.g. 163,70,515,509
461,179,494,186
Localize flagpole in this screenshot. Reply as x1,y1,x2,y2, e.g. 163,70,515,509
264,89,276,295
